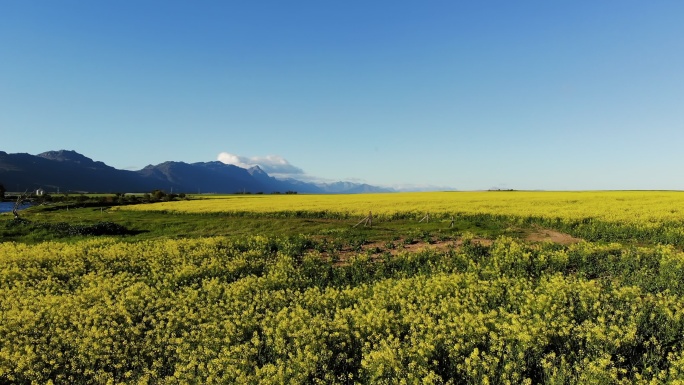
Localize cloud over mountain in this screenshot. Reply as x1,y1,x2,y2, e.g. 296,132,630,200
217,152,305,177
215,152,392,189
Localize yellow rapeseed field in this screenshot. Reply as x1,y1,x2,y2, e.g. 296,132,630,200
8,191,684,383
116,191,684,224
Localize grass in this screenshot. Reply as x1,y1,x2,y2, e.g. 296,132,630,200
6,190,684,248
0,202,513,245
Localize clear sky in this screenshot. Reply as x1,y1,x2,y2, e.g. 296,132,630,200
2,1,683,190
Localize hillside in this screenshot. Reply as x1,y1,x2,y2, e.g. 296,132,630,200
0,150,393,194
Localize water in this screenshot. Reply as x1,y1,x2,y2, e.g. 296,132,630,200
0,202,11,213
0,201,32,214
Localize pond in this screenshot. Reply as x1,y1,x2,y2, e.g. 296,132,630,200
0,201,32,214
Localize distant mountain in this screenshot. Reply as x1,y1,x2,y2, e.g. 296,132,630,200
246,166,322,193
138,161,267,193
317,181,395,194
0,150,155,193
0,150,393,194
275,178,395,194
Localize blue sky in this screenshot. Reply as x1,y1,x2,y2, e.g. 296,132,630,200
1,1,683,190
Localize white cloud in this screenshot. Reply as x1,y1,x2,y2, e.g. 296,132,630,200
217,152,305,177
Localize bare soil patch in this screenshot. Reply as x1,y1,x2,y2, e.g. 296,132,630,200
525,228,581,245
316,228,580,266
325,237,493,266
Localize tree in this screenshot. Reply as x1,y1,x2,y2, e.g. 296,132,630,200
0,183,5,200
12,190,30,220
152,190,166,201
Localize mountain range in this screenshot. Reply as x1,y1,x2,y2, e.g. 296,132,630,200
0,150,394,194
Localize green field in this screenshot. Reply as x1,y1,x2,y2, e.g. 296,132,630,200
3,192,684,384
